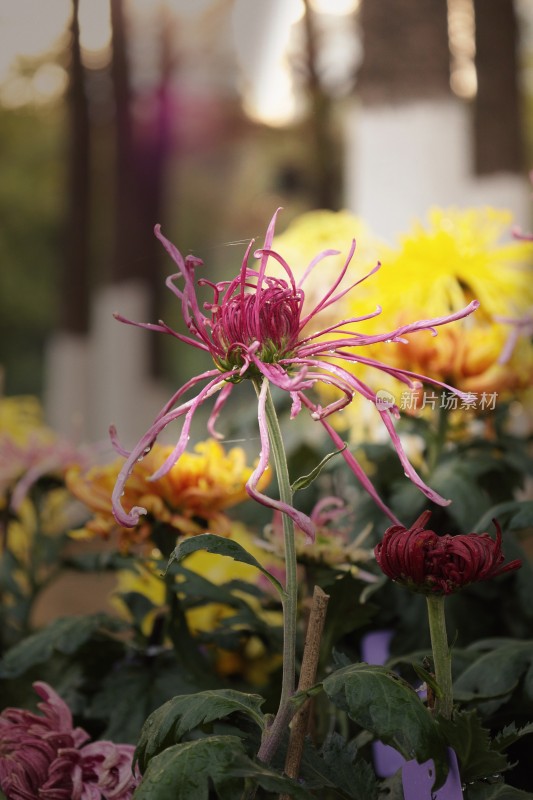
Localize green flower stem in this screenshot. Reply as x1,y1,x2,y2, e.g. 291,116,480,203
253,379,299,764
428,403,450,473
426,594,453,719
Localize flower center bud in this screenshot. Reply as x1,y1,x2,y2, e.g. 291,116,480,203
211,283,302,374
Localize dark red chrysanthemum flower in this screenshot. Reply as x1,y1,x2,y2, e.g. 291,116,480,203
374,511,521,595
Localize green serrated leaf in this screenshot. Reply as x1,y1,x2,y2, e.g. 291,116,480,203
291,444,347,493
135,689,266,772
133,735,245,800
464,781,533,800
171,565,250,612
0,614,127,678
168,533,284,598
133,736,312,800
438,710,510,783
302,732,379,800
493,721,533,754
377,771,405,800
87,653,206,744
230,754,314,798
322,663,448,789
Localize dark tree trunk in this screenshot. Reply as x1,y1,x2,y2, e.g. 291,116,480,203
301,0,342,209
134,8,175,376
473,0,523,175
61,0,90,334
110,0,142,282
357,0,451,104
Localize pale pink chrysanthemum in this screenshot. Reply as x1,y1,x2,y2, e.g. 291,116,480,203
0,432,98,513
111,210,478,539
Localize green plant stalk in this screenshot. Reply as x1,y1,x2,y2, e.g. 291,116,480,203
426,594,453,719
428,403,450,473
253,379,298,764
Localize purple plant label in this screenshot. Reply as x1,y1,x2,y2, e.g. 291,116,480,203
360,629,394,667
402,749,462,800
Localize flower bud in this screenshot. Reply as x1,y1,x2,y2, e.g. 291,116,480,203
374,511,521,595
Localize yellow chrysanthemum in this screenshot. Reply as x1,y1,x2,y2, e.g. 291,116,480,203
353,208,533,398
273,209,383,327
67,439,266,551
274,208,533,441
113,523,283,685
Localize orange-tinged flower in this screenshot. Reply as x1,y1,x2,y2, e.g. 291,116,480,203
67,439,263,550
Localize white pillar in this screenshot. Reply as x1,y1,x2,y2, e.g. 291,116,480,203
88,280,169,447
344,96,530,243
43,332,91,439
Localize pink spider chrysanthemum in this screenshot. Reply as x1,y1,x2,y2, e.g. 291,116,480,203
111,209,478,539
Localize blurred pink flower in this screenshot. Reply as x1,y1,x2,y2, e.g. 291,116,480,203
264,497,378,577
0,682,139,800
0,435,95,512
111,210,478,539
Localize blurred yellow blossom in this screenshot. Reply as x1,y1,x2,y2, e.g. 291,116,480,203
0,395,49,443
353,208,533,399
273,208,533,440
273,209,383,327
0,396,93,638
0,396,53,506
113,523,283,685
67,439,266,551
